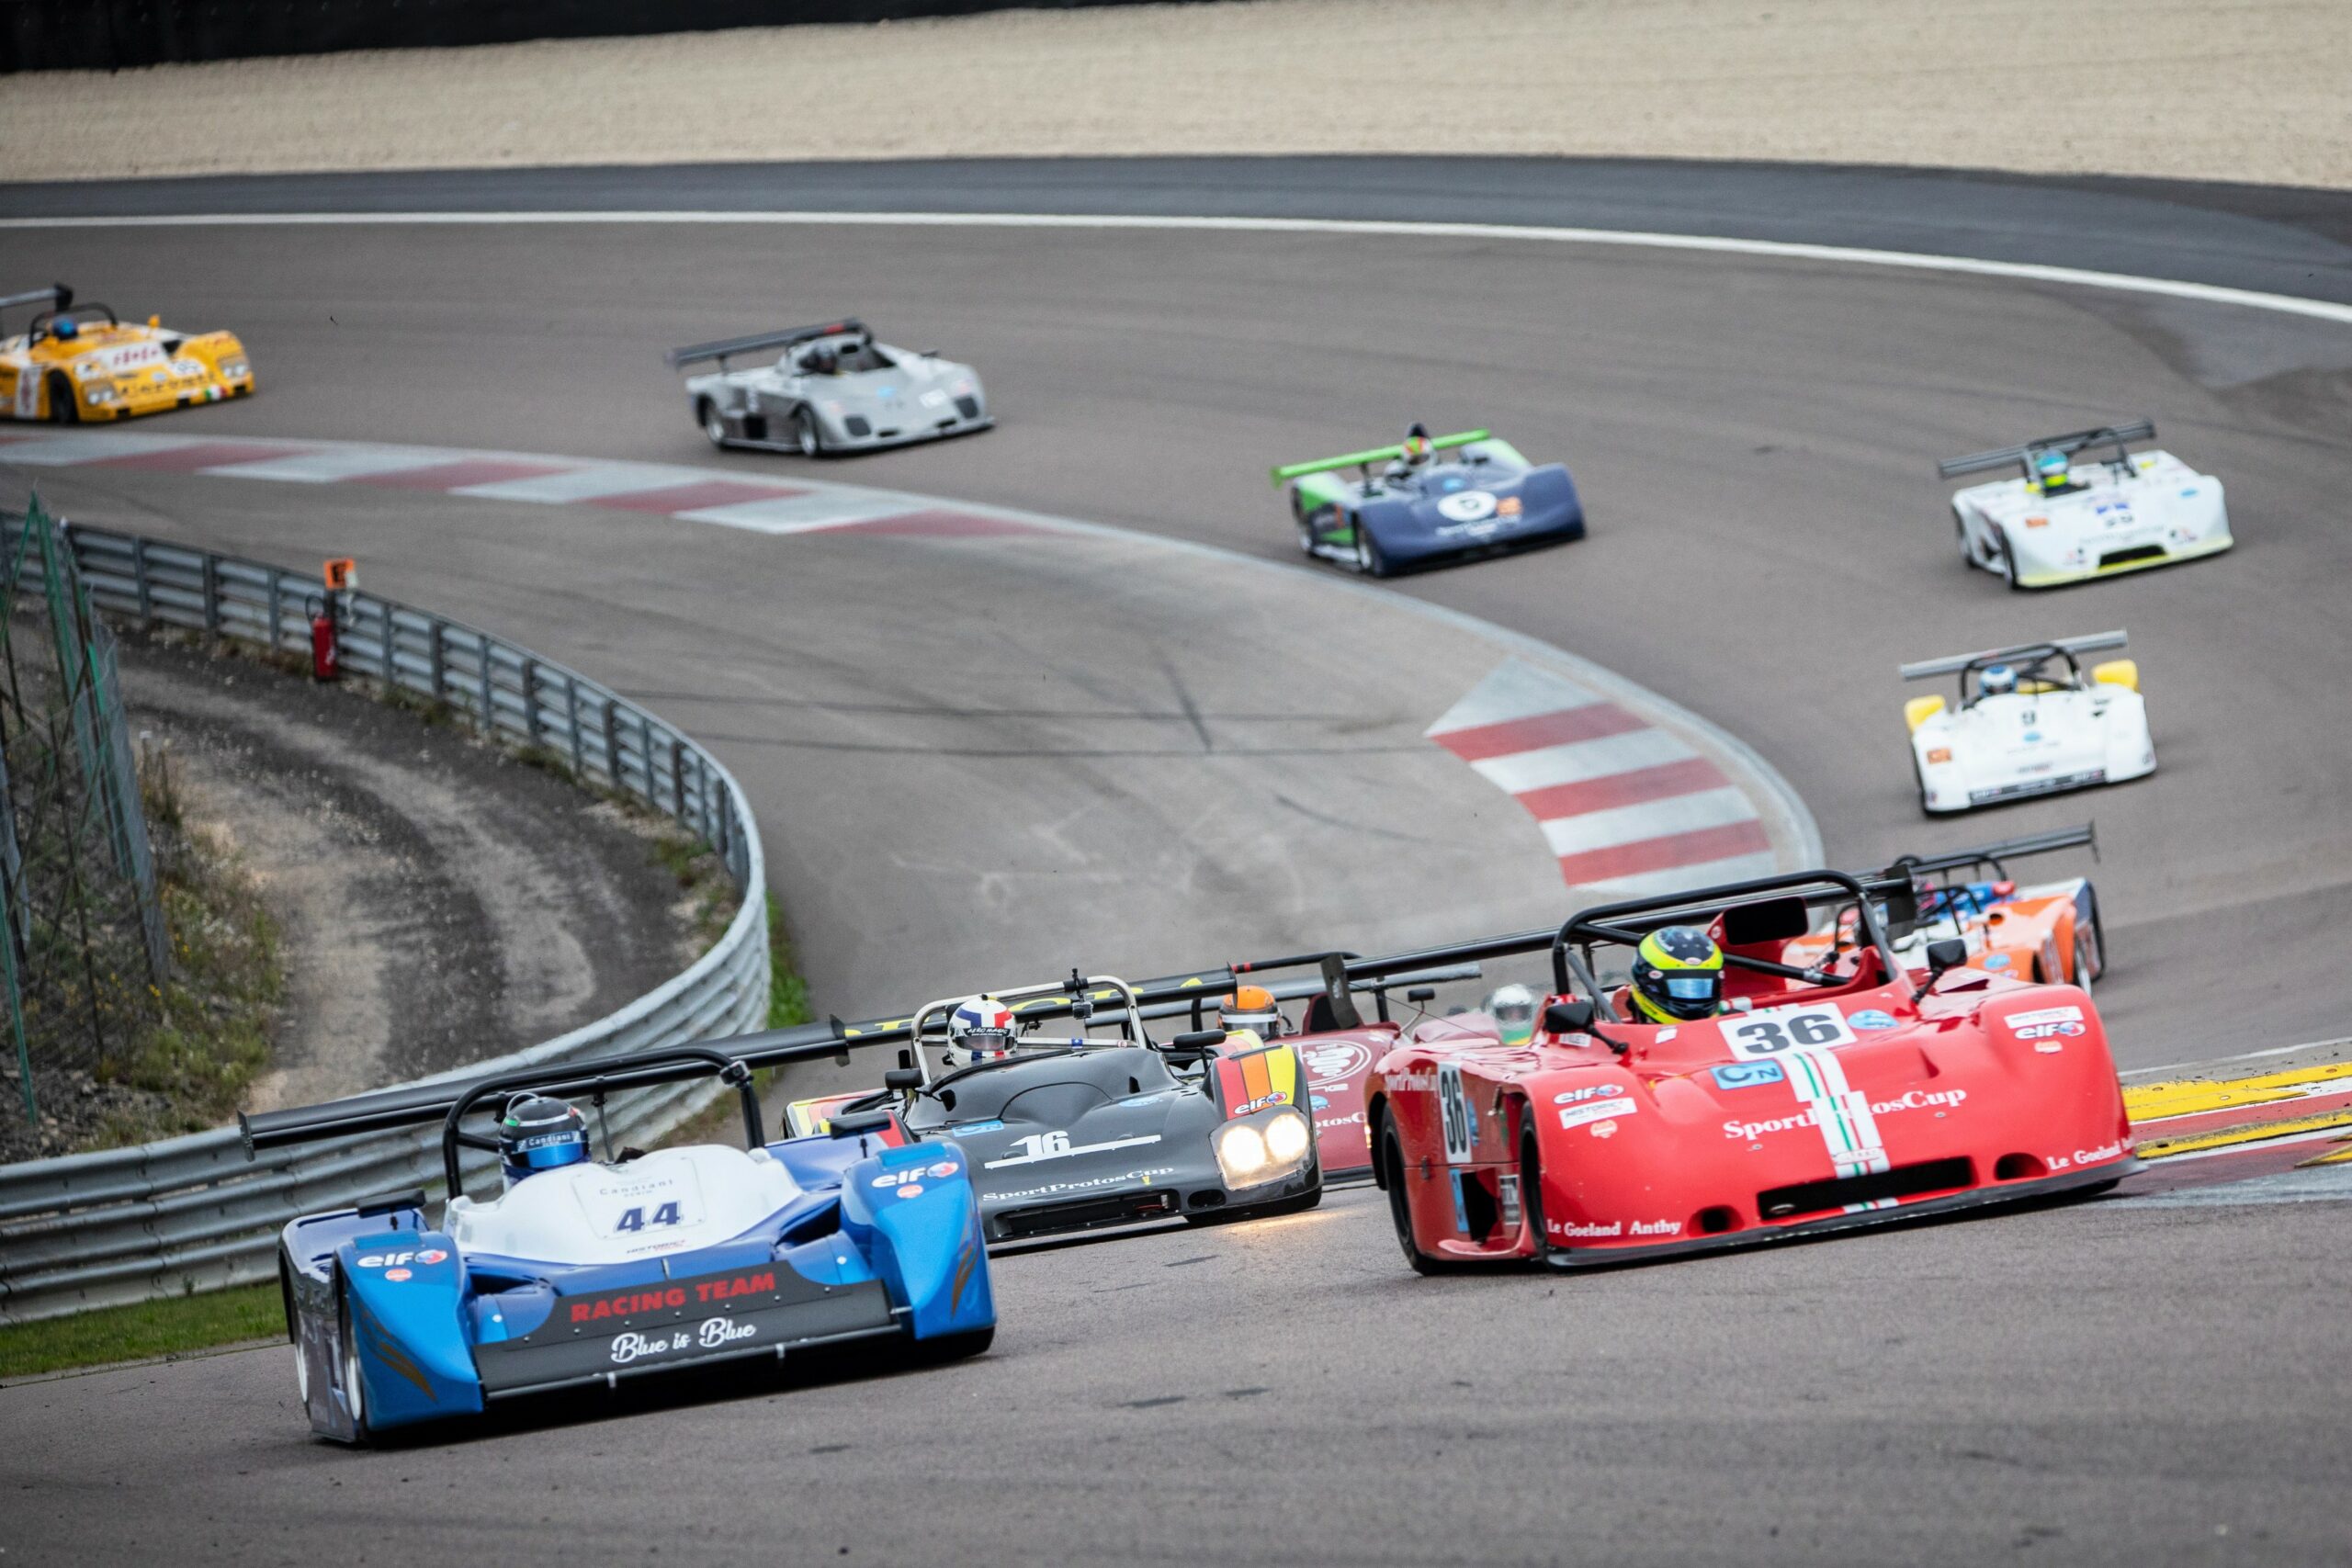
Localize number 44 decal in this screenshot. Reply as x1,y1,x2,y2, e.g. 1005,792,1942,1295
615,1202,683,1233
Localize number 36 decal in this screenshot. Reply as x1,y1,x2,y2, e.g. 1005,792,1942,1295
1723,1003,1857,1060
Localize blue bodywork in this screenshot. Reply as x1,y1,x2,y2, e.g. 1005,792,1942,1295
1292,440,1585,575
278,1127,992,1443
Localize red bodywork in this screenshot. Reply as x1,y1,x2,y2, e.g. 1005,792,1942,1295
1368,941,2135,1269
1291,1025,1395,1179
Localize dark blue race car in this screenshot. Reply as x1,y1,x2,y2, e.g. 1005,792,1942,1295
244,1044,994,1444
1272,425,1585,577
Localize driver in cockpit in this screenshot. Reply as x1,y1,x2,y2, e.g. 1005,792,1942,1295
1383,422,1436,486
498,1094,592,1190
943,995,1021,1068
1622,926,1727,1025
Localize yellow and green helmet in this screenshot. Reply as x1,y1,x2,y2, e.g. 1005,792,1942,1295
1629,925,1725,1023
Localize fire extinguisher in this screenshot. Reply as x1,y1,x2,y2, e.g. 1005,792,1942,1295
308,592,339,682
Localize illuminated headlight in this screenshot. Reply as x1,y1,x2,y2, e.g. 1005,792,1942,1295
218,356,249,379
84,385,119,405
1214,1110,1313,1188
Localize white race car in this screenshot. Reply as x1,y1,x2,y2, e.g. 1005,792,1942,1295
667,317,990,457
1901,631,2153,814
1938,420,2231,589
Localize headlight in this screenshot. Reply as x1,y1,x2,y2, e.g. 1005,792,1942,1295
84,385,119,405
218,356,249,379
1214,1111,1312,1188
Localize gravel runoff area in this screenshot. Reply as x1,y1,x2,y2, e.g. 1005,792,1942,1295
112,630,717,1115
3,0,2346,189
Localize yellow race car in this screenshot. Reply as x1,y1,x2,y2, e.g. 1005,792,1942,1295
1,284,253,423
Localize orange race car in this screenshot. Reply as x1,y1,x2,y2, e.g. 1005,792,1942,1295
1792,825,2107,992
1,284,253,423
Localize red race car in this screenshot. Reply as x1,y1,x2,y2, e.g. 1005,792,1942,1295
1368,869,2138,1272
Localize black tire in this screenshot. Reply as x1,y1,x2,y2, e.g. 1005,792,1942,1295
1954,507,1975,568
1380,1119,1453,1276
1994,530,2024,591
46,371,76,424
698,399,728,447
910,1324,994,1365
1519,1105,1549,1265
335,1274,373,1445
1355,525,1390,579
2075,904,2106,992
793,407,823,457
1912,750,1933,817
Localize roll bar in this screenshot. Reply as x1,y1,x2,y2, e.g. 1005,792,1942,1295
1937,420,2155,480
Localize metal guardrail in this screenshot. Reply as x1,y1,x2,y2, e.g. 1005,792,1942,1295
0,519,770,1325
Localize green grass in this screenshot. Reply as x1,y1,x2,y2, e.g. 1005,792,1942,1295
0,1281,283,1379
766,892,810,1031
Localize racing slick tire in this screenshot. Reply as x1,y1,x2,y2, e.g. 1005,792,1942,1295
909,1325,995,1366
1380,1118,1464,1276
1994,529,2024,591
1519,1104,1550,1265
335,1271,375,1445
1911,751,1932,817
1292,493,1318,557
793,407,824,458
45,372,76,424
1954,507,1974,568
2075,903,2107,991
698,399,729,448
1354,526,1391,579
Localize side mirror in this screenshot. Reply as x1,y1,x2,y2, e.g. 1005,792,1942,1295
828,1109,896,1139
1925,939,1969,980
1407,987,1436,1004
1170,1029,1227,1051
883,1067,924,1092
1905,694,1947,733
1544,999,1597,1033
2090,659,2138,692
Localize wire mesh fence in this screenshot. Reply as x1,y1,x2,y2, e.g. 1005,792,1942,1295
0,495,170,1128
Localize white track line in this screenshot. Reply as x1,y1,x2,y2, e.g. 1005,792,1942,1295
8,209,2352,327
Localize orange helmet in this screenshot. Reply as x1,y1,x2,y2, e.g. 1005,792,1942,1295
1220,984,1283,1037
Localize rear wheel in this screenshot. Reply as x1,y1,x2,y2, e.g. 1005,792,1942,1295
699,399,728,447
2074,915,2104,993
1381,1119,1453,1276
793,407,823,457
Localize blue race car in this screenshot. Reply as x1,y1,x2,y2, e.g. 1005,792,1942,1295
1271,423,1585,577
243,1045,993,1444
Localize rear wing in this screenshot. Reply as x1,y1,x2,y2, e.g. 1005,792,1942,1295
1899,630,2127,682
665,318,866,371
1936,420,2155,479
1875,823,2097,883
1269,428,1489,487
0,284,69,316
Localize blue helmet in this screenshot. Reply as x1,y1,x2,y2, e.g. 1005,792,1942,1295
499,1094,589,1185
2032,448,2070,488
50,314,77,341
1980,663,2018,696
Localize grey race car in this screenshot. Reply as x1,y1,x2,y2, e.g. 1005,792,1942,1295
783,974,1321,1246
666,318,991,457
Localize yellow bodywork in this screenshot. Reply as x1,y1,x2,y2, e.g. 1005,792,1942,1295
0,309,254,423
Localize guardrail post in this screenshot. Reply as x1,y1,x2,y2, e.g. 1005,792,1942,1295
598,691,620,790
475,637,494,736
427,617,446,703
562,674,584,775
131,541,153,626
199,556,219,635
519,655,538,746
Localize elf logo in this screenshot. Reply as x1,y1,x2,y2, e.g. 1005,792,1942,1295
355,1247,447,1269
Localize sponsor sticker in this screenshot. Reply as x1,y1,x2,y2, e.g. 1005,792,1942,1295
949,1120,1006,1137
926,1161,959,1180
1435,490,1498,524
1848,1010,1898,1032
2007,1005,2084,1028
1558,1095,1641,1132
896,1184,924,1199
609,1314,757,1366
567,1269,776,1325
383,1268,413,1282
1711,1061,1786,1090
1721,1087,1968,1142
1553,1083,1626,1106
1302,1040,1373,1085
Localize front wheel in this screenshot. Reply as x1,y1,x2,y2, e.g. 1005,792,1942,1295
1381,1120,1455,1275
1995,530,2024,591
794,407,823,457
1519,1105,1549,1264
1355,525,1390,579
2075,908,2105,992
336,1276,373,1445
46,372,77,424
699,400,728,447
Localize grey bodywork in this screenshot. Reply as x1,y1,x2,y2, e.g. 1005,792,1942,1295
674,323,990,457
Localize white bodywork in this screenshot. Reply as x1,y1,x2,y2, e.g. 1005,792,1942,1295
446,1145,801,1266
684,333,988,456
1951,449,2230,588
1912,682,2153,814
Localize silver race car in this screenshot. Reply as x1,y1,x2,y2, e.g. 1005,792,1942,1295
667,318,991,457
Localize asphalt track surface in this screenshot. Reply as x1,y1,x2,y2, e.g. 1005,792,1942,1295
3,161,2350,1564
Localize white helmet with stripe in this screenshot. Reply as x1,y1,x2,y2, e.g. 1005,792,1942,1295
944,995,1019,1066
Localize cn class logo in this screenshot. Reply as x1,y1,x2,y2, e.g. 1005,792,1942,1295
1435,491,1498,524
1302,1040,1372,1085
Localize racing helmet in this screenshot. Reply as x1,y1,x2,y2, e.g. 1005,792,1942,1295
1629,926,1725,1024
1979,662,2018,697
1219,984,1283,1038
1487,982,1539,1045
50,314,76,341
2031,447,2070,491
1401,422,1433,468
499,1094,590,1186
944,995,1019,1066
